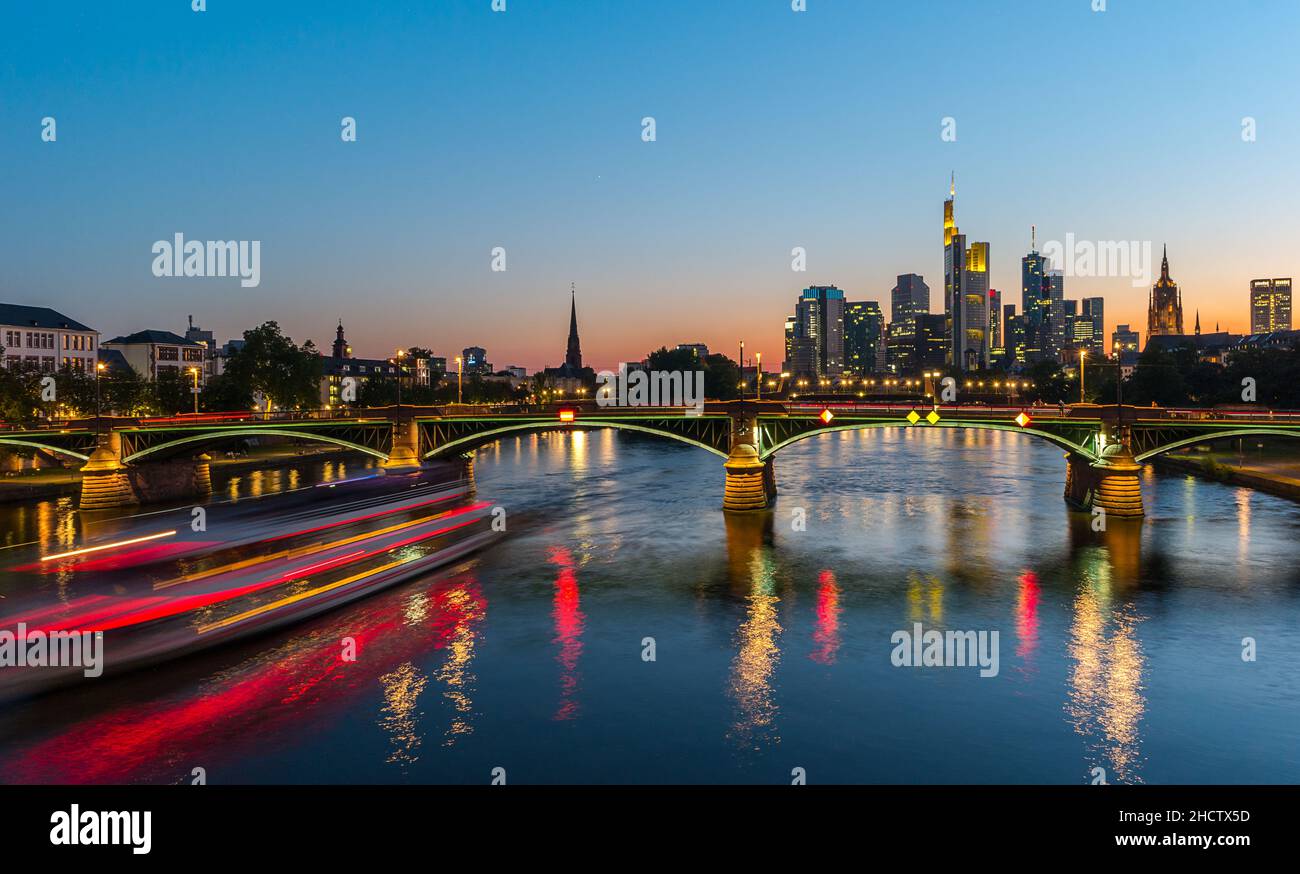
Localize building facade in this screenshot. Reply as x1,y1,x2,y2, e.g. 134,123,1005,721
844,300,884,376
784,285,845,378
1250,278,1293,333
0,304,99,374
102,330,206,383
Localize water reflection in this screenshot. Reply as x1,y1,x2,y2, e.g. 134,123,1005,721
725,515,782,753
810,569,841,665
549,546,584,721
1065,555,1146,783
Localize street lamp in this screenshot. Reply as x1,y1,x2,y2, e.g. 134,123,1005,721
1079,348,1087,404
455,356,463,404
187,366,200,414
755,352,762,400
95,361,106,434
394,349,405,406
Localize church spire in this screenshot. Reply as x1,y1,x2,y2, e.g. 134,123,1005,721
565,283,582,370
1160,244,1170,281
1195,309,1201,335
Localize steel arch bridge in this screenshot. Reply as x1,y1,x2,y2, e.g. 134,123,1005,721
3,403,1300,513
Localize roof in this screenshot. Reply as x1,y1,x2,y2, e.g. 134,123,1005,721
104,329,199,346
96,348,133,376
320,354,400,377
0,303,95,332
1144,332,1240,353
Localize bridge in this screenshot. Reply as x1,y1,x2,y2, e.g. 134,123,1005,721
3,402,1300,516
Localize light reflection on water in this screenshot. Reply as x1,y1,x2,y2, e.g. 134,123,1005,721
1,428,1299,784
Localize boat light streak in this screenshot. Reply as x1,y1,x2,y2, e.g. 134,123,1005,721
40,530,177,563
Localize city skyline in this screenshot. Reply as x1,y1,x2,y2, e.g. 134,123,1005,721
3,1,1298,371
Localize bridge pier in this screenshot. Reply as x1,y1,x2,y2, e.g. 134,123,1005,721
1064,444,1144,519
383,416,422,470
724,444,771,512
78,431,138,511
457,452,476,493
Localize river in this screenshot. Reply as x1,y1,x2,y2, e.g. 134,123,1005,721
1,427,1298,784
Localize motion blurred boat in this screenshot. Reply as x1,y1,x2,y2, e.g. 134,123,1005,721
0,470,501,699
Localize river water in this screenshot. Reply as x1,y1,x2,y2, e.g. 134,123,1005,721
1,428,1298,784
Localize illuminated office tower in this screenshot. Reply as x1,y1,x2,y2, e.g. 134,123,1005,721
785,285,845,378
1250,278,1293,333
988,288,1002,353
1081,297,1105,357
943,177,989,370
844,300,884,376
1021,229,1052,363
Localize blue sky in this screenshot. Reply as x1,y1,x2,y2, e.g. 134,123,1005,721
2,0,1297,370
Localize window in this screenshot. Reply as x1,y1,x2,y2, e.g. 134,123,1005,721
157,346,179,361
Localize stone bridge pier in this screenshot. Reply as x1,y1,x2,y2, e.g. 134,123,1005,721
1063,431,1145,519
383,415,421,469
79,430,137,511
723,410,775,512
78,429,214,511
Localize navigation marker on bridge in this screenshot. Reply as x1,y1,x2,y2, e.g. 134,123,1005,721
906,410,921,425
558,409,577,423
926,410,941,425
1015,412,1032,428
819,408,835,425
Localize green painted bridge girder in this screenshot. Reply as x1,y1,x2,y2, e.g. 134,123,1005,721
753,414,1105,462
120,427,391,463
419,415,734,460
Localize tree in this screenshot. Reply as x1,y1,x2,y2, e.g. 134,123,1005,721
222,322,323,410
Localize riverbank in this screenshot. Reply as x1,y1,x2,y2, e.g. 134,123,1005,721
0,446,364,504
1153,453,1300,502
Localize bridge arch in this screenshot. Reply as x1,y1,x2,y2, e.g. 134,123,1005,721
423,420,729,460
0,438,91,463
121,428,390,464
758,420,1101,462
1134,428,1300,463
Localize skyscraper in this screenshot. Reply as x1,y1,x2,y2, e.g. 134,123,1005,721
1081,297,1105,358
1005,306,1026,367
844,300,884,376
1021,230,1052,364
1044,269,1066,361
888,274,929,374
1148,246,1184,336
890,274,930,328
785,285,845,378
944,178,988,370
1250,278,1293,333
988,288,1002,354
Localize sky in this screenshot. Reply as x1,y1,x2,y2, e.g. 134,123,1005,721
2,0,1297,372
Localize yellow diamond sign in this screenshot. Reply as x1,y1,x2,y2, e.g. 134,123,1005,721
926,410,940,425
1015,412,1032,428
906,410,920,425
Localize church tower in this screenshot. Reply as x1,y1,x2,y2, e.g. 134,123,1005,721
332,319,351,360
565,284,582,370
1148,245,1184,336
